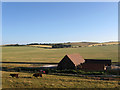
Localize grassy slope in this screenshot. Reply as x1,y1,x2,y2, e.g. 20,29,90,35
2,45,118,62
2,71,119,88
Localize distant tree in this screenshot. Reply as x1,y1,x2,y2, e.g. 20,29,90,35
52,44,71,48
67,42,71,44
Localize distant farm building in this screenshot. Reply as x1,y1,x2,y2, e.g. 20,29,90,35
57,54,85,70
57,54,111,71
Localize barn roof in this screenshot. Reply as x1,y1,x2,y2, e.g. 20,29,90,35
66,54,85,66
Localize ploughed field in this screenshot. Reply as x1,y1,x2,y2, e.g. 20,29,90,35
2,45,118,63
2,71,120,88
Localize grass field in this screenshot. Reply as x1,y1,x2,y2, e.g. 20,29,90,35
2,45,118,62
2,71,119,88
1,45,119,88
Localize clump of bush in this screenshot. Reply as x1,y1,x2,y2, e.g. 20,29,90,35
106,70,119,75
5,66,118,75
84,71,104,75
56,69,77,74
77,70,85,74
43,69,77,74
76,70,104,75
44,69,105,75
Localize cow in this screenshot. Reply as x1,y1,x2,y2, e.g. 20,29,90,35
33,73,42,77
10,74,18,78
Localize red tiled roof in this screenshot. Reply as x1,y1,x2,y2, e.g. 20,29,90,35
66,54,85,66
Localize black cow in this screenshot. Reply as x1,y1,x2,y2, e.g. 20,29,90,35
10,74,18,78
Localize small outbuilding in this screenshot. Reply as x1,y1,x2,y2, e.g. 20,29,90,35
57,54,85,70
79,59,111,71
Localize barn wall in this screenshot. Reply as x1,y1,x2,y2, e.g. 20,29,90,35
84,59,111,66
57,56,75,70
81,63,105,71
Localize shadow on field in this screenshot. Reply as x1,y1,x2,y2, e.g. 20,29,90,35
1,62,58,64
21,77,32,78
1,66,46,72
8,76,32,78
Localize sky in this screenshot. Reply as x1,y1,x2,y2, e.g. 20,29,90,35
2,2,118,44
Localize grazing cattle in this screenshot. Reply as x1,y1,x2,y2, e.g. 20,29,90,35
10,74,18,78
33,73,42,77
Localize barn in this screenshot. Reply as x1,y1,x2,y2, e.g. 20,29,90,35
57,54,111,71
81,59,111,71
57,54,85,70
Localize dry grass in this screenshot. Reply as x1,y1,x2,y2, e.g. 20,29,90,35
2,71,120,88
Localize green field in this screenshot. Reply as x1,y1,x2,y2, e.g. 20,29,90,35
2,71,119,88
2,45,118,62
